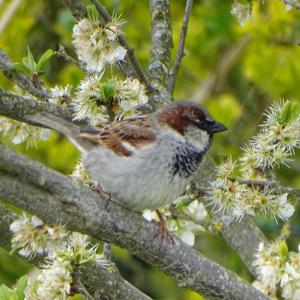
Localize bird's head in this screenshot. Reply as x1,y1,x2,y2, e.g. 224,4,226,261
156,100,227,136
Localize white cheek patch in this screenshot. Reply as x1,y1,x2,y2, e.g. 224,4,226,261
184,126,210,151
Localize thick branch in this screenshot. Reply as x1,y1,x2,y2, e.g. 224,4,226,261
0,204,18,249
0,49,50,99
168,0,193,94
72,262,152,300
0,88,72,123
149,0,173,87
0,203,151,300
0,144,268,300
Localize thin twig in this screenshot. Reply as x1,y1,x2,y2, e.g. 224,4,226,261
90,0,153,92
0,49,50,99
57,44,85,71
167,0,193,94
239,179,300,198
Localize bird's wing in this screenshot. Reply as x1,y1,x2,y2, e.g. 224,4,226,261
79,117,156,156
26,112,95,154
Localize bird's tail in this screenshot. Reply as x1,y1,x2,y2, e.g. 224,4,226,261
26,112,93,154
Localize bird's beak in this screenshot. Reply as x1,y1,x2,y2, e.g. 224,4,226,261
209,121,227,134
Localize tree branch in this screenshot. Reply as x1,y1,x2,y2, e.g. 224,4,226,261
0,144,269,300
0,203,151,300
0,203,18,249
0,88,72,123
167,0,193,94
149,0,173,88
239,179,300,198
0,49,50,99
72,262,152,300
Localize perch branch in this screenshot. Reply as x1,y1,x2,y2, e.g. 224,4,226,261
0,88,72,123
0,144,269,300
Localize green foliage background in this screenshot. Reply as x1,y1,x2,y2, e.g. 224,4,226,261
1,0,300,299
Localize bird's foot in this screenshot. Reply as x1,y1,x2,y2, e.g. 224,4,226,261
93,182,111,208
156,209,174,244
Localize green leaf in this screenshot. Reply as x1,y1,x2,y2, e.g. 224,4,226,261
12,63,31,74
280,101,300,124
0,284,14,300
15,275,27,299
102,80,116,99
279,240,289,258
87,4,99,21
176,196,192,209
26,46,36,72
36,49,55,72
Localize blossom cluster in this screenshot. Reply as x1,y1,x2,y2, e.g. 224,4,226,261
207,101,299,221
0,115,50,148
207,158,294,221
10,214,106,299
241,101,300,179
72,17,126,73
253,241,300,300
0,11,148,145
72,74,147,125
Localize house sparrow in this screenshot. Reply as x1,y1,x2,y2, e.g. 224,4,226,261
28,101,226,211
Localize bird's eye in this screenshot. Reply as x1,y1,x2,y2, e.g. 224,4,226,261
192,119,207,129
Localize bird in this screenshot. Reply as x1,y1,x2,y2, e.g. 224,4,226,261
28,100,226,211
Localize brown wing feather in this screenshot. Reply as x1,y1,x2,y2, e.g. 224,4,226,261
79,117,156,156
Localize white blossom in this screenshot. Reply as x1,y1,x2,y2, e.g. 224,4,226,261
72,18,126,72
49,85,72,105
114,78,148,113
35,260,72,300
73,74,148,124
10,214,67,258
72,73,109,125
